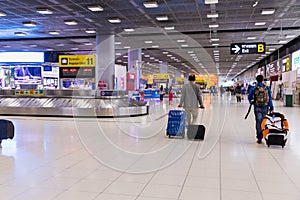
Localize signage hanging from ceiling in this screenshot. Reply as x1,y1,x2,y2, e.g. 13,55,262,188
230,43,266,54
0,52,44,63
59,54,95,67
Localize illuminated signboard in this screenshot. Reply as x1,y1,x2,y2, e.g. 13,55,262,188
230,43,265,54
59,67,95,78
59,54,96,67
0,52,44,63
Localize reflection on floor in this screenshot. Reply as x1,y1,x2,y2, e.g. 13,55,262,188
0,94,300,200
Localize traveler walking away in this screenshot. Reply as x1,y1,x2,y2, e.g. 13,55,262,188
178,74,205,125
248,75,274,144
159,85,164,102
168,86,173,105
235,83,242,102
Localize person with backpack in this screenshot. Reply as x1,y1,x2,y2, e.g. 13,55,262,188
248,75,274,144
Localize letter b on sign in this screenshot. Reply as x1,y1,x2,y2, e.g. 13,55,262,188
258,44,265,53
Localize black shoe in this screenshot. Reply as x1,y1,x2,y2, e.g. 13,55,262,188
256,138,262,144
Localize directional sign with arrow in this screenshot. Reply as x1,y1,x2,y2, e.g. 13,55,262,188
230,42,266,54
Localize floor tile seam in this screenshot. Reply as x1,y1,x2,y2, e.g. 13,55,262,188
175,141,203,200
266,148,300,193
230,123,266,200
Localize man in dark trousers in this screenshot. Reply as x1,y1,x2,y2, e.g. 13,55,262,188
248,75,274,144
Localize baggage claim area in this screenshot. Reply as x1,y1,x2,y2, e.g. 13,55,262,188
0,1,300,200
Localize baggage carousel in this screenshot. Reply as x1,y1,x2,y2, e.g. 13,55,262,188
0,90,148,118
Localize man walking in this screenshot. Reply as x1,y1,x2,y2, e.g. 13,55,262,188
179,74,205,125
248,75,274,144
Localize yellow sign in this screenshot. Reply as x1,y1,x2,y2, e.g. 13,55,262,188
148,75,153,84
153,74,169,79
15,90,44,96
175,77,184,82
59,55,96,67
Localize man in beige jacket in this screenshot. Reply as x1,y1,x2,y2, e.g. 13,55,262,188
179,74,205,125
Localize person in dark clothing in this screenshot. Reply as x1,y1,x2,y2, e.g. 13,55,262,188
248,75,274,144
159,85,164,102
235,83,242,102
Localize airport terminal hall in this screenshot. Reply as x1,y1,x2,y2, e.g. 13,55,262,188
1,0,300,200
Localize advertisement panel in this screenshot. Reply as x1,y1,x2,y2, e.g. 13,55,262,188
115,64,127,90
14,66,42,85
281,55,291,73
292,49,300,71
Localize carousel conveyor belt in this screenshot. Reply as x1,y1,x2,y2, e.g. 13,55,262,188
0,97,148,118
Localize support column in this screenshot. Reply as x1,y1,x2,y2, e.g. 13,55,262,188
96,34,115,89
159,62,168,74
128,49,142,90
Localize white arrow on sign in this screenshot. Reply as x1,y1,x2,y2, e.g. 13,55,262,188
232,45,241,54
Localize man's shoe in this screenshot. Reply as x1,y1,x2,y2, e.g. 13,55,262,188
256,138,262,144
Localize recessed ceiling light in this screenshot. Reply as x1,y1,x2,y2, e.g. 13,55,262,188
108,18,121,23
181,44,189,47
3,45,11,48
0,11,7,16
212,43,219,46
46,48,54,51
209,24,219,28
144,41,153,44
285,35,296,39
87,5,103,12
207,13,219,18
261,9,275,15
36,8,53,15
124,46,131,49
84,42,93,46
14,32,27,36
143,1,158,8
49,31,60,35
247,36,256,40
114,42,122,45
177,39,185,43
23,21,37,27
187,51,194,54
213,50,219,53
56,43,64,47
152,45,159,48
205,0,218,4
255,22,266,26
279,40,288,44
268,48,276,51
253,1,258,7
163,51,169,54
29,44,37,47
71,47,79,50
211,38,219,41
124,28,135,32
116,52,122,56
64,20,78,25
85,29,96,34
164,26,175,30
156,16,168,21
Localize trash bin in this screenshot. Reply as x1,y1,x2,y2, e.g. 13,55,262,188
285,94,293,107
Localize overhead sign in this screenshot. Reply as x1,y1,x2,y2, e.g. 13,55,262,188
0,52,44,63
230,43,266,54
153,74,169,79
59,54,95,67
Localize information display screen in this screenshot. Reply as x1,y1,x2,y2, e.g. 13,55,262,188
14,66,42,84
59,67,95,78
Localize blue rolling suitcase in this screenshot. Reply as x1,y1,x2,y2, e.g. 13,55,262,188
0,119,15,140
166,110,186,138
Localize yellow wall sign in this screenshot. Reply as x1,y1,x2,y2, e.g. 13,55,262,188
153,74,169,79
59,55,96,67
15,90,44,96
175,77,184,82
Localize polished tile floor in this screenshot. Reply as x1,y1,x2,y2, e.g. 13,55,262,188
0,94,299,200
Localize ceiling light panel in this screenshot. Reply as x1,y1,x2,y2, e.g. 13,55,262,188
64,20,78,25
143,1,158,8
209,24,219,28
124,28,134,32
36,8,53,14
205,0,218,4
23,21,37,27
164,26,175,30
0,11,7,16
85,29,96,34
87,5,103,12
156,16,168,21
255,22,266,26
49,31,60,35
261,9,276,15
207,13,219,18
108,18,121,23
